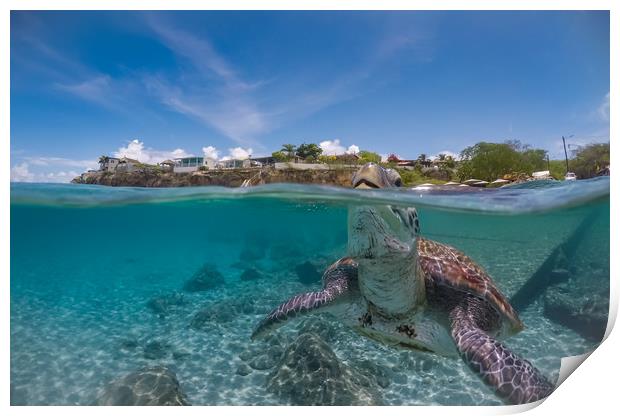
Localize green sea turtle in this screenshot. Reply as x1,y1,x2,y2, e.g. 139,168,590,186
252,163,554,405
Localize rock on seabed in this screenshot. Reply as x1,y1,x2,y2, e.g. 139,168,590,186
96,366,189,406
267,333,383,405
183,263,225,292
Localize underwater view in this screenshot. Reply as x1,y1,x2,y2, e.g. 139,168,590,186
10,177,610,406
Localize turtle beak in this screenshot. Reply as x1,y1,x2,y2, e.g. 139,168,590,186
352,163,387,189
353,180,380,189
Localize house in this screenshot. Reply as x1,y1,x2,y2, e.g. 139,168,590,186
250,156,275,166
386,154,431,168
116,157,141,173
99,157,120,172
171,156,218,173
173,157,205,173
219,159,251,169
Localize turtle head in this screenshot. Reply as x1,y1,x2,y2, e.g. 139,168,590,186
349,163,419,253
348,164,423,316
352,163,402,189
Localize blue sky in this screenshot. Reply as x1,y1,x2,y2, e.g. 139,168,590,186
10,10,609,182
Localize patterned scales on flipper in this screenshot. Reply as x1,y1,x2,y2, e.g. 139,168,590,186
417,237,523,334
450,299,554,404
251,258,359,340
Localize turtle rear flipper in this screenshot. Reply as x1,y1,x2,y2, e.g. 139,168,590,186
450,298,554,405
251,258,359,340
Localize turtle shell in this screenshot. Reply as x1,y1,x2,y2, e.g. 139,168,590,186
417,238,523,333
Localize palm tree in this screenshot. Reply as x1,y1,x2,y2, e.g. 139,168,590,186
281,144,297,158
98,155,109,170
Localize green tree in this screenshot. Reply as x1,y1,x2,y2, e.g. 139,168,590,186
570,143,610,179
296,143,323,161
444,155,456,169
456,141,547,181
280,144,297,158
520,149,548,173
271,151,289,162
358,150,382,164
548,160,567,180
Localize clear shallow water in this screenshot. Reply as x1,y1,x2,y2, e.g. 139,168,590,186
10,178,610,405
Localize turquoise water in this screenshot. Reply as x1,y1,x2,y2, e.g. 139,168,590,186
10,179,610,405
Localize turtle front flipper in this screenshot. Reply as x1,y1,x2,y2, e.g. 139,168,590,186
450,298,554,405
251,258,359,340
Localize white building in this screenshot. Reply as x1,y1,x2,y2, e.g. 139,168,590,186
99,157,120,172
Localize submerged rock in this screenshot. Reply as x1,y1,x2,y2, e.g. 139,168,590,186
96,366,189,405
143,340,172,360
240,268,264,281
119,338,139,351
146,292,186,317
236,363,253,376
352,359,393,388
544,279,609,341
238,341,284,372
295,261,322,285
296,315,336,342
189,301,237,328
248,347,283,371
183,263,225,292
267,333,382,405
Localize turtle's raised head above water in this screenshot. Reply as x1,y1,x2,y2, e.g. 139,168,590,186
252,163,554,405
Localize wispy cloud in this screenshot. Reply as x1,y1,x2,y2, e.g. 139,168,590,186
144,15,270,146
598,91,610,122
23,156,98,169
143,14,427,147
55,76,116,109
144,75,267,146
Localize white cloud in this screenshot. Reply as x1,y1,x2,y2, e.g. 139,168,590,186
227,147,253,160
598,91,610,122
10,162,80,183
10,163,35,182
319,139,359,156
202,146,219,160
114,139,193,163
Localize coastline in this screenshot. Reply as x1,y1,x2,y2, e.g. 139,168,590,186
71,166,363,188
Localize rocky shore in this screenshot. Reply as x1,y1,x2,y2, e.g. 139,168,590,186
71,166,358,188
